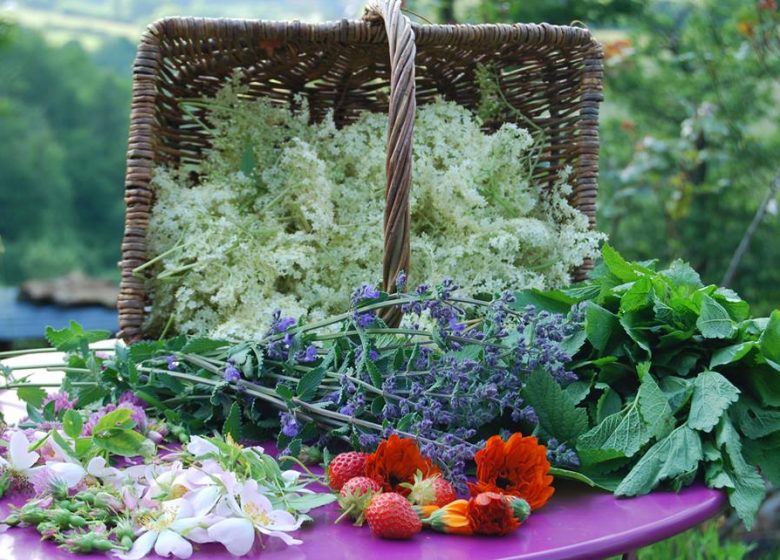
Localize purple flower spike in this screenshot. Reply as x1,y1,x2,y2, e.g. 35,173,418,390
224,364,242,383
279,412,300,438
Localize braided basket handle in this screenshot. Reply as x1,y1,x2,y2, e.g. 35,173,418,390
363,0,416,325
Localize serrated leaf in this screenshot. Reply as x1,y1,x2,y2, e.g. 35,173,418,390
62,410,83,439
733,398,780,439
45,321,110,352
637,373,674,439
181,338,230,354
296,366,325,402
602,244,640,282
620,277,653,313
709,341,757,369
128,341,164,363
524,369,588,444
688,370,740,432
578,405,648,461
660,259,703,291
713,288,750,322
585,303,620,354
365,360,382,388
275,384,294,403
704,460,734,489
696,295,736,339
615,425,702,496
619,311,652,354
565,381,591,406
223,402,242,441
717,417,765,529
16,386,47,408
743,435,780,485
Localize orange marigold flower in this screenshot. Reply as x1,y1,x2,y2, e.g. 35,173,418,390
468,433,554,510
419,499,473,535
466,492,520,536
364,435,440,494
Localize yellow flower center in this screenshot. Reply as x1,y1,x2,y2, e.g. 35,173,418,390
141,505,178,532
244,502,272,526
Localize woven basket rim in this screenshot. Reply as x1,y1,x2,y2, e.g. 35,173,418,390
143,16,598,48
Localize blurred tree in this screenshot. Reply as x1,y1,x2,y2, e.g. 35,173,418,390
0,29,130,284
599,0,780,312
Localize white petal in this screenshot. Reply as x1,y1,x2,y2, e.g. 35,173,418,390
9,431,38,470
48,462,86,488
187,436,218,457
154,529,193,559
281,470,301,484
207,518,255,556
87,456,107,475
115,530,157,560
188,486,221,516
257,528,302,546
268,510,302,531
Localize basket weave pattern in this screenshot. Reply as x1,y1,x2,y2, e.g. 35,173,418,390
118,1,603,341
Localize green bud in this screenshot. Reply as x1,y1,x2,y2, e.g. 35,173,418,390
1,513,20,527
20,507,48,524
508,496,531,522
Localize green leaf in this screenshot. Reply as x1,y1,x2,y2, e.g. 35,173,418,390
239,145,257,178
615,426,702,497
181,338,230,355
733,398,780,439
74,437,92,458
16,386,47,408
595,388,622,423
709,341,757,369
223,402,242,441
92,408,135,436
45,321,110,352
759,310,780,368
93,429,146,457
620,277,654,313
619,310,652,354
128,341,164,363
50,429,76,457
601,244,640,282
296,366,325,402
660,259,703,291
747,368,780,407
62,410,83,439
713,288,750,322
585,303,620,354
365,360,382,388
717,417,765,529
564,381,591,405
704,460,734,490
523,369,588,444
743,434,780,485
696,295,736,339
638,372,675,439
511,289,576,314
275,384,294,403
578,404,648,462
687,370,740,433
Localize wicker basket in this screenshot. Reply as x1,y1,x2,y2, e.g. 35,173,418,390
118,0,603,341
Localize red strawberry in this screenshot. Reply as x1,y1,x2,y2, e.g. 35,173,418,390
327,452,368,491
400,470,458,507
430,478,458,507
365,492,422,539
337,476,382,526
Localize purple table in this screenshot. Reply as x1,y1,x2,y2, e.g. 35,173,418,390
0,480,725,560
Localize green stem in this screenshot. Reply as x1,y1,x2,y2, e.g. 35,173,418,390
0,348,59,358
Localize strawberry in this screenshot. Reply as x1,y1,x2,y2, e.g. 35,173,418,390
400,470,458,507
365,492,422,539
336,476,382,526
430,477,458,507
327,452,368,491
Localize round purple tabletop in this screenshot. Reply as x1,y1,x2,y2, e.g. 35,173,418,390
0,480,725,560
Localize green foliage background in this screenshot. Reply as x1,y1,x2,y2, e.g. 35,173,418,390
1,0,778,320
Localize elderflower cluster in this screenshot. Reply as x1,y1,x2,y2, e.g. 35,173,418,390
147,81,604,338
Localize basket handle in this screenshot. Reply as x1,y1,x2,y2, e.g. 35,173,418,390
363,0,416,325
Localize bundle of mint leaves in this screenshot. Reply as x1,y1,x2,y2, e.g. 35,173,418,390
520,245,780,527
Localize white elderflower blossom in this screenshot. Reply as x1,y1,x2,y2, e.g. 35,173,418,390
146,85,605,338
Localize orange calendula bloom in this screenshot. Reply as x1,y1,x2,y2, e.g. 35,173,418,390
419,499,473,535
467,492,520,536
364,435,440,494
468,433,554,510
